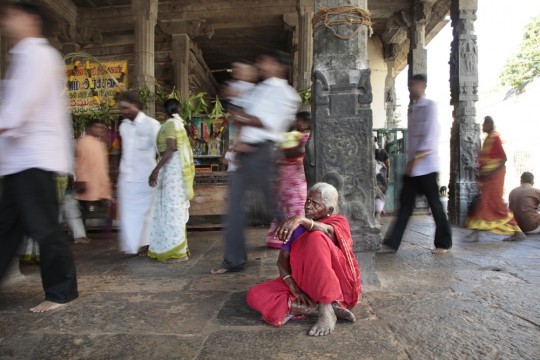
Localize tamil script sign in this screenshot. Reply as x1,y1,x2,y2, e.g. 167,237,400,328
66,60,127,114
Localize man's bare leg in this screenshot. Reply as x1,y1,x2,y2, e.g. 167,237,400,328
308,303,337,336
30,301,67,313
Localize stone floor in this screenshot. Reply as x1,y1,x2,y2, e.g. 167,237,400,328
1,215,540,360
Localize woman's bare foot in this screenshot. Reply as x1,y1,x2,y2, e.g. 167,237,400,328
138,245,149,257
503,231,526,242
331,302,356,322
30,301,66,313
74,237,91,244
161,257,188,264
309,303,337,336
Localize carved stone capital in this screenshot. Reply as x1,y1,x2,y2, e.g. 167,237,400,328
132,0,158,18
413,0,432,24
297,0,314,16
384,43,399,62
381,10,412,46
283,12,298,31
159,20,214,40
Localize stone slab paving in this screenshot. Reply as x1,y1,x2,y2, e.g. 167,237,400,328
1,216,539,359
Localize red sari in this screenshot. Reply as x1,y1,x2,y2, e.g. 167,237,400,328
466,131,521,234
247,215,361,327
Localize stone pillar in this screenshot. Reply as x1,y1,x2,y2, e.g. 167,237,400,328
297,0,314,93
171,33,191,99
311,0,381,251
448,0,480,225
132,0,158,117
384,44,398,129
407,0,431,80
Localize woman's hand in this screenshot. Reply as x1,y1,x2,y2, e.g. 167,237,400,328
149,170,158,187
276,216,304,243
287,280,314,307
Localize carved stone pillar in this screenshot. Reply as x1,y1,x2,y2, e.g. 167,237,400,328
408,0,431,80
448,0,480,225
132,0,158,116
384,44,398,129
312,0,381,251
171,33,191,99
160,20,216,98
297,0,314,93
283,13,299,88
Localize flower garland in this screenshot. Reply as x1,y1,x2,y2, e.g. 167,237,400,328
67,60,126,107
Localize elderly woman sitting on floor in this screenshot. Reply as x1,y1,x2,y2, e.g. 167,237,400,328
247,182,361,336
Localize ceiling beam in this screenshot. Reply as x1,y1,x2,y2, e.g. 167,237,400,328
38,0,78,24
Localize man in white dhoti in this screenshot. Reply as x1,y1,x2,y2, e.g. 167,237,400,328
117,92,160,255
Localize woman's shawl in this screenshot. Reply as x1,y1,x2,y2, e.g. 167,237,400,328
319,214,362,306
479,131,507,174
162,115,195,200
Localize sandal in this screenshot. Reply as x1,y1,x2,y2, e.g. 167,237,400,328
210,265,245,274
431,248,451,254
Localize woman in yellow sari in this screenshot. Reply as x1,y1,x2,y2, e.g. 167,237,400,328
147,99,195,263
465,116,525,242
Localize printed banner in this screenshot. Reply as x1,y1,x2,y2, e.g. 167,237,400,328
66,60,127,114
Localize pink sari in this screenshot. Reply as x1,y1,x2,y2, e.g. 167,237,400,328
266,133,309,248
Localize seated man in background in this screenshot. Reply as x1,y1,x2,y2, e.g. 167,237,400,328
508,172,540,234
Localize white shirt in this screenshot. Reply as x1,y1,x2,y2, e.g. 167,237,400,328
407,96,440,177
227,80,255,109
119,111,160,182
239,77,300,144
0,38,73,176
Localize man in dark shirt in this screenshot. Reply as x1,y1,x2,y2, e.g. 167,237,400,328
508,172,540,233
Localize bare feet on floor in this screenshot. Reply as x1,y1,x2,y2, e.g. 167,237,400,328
74,237,91,244
309,303,337,337
377,244,397,253
503,232,526,242
331,302,356,322
463,231,480,242
161,257,188,264
431,247,451,254
138,245,149,257
30,301,66,313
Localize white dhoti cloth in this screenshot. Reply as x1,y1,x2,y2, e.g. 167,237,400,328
118,180,156,254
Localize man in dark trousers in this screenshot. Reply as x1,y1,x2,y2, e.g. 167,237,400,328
211,50,300,274
0,2,78,312
378,74,452,254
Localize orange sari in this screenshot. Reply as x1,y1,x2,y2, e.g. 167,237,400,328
466,131,521,234
247,215,361,327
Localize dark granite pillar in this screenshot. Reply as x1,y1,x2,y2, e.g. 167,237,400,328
311,0,381,251
448,0,480,226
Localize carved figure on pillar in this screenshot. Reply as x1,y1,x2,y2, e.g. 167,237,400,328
448,0,481,226
311,0,381,251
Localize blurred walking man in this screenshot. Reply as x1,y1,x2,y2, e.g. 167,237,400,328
211,50,300,274
378,74,452,255
74,120,112,230
0,2,78,312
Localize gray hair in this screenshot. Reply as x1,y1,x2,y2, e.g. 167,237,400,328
309,182,339,213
